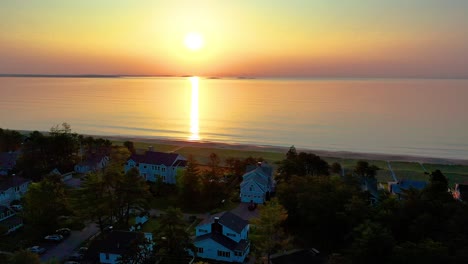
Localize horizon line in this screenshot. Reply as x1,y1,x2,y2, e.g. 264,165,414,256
0,73,467,80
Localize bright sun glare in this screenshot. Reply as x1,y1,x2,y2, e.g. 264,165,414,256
184,32,204,51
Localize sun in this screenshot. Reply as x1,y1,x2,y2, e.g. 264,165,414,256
184,32,204,51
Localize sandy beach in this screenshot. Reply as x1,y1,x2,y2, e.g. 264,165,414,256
101,135,468,165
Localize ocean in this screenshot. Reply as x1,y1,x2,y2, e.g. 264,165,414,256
1,77,467,159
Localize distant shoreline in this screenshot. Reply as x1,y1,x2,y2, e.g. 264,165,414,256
100,134,468,166
1,74,467,80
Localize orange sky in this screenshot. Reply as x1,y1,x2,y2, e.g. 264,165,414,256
1,1,467,77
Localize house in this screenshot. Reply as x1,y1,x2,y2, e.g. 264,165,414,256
193,211,250,263
50,168,74,181
0,205,23,234
0,175,31,206
270,248,325,264
361,177,380,204
453,183,468,201
388,180,427,199
124,149,187,184
83,231,153,264
240,162,274,204
75,154,110,174
0,151,19,175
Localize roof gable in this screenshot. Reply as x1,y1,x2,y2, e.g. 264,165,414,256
195,232,249,252
197,211,248,234
128,151,185,167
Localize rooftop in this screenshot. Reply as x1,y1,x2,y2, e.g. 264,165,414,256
128,151,185,167
194,232,249,252
0,176,30,192
198,211,248,234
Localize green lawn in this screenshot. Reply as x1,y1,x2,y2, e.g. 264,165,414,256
390,161,425,172
112,140,180,153
423,164,468,175
175,146,284,165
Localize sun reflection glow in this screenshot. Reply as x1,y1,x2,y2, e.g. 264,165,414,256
189,76,200,140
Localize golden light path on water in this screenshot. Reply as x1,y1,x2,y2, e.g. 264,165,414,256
189,76,200,140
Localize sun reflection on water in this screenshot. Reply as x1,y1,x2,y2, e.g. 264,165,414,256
189,76,200,140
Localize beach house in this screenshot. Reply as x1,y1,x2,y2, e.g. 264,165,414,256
193,211,250,263
240,162,274,204
0,175,31,206
0,206,23,234
388,180,427,199
74,154,110,174
124,149,186,184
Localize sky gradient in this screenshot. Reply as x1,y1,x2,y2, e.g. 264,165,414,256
1,0,467,77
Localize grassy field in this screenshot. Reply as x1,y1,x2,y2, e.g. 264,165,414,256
115,138,468,186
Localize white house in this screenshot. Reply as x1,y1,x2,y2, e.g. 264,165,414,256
0,205,23,234
124,150,187,184
83,231,153,264
193,211,250,263
0,175,31,206
240,162,274,204
74,154,110,174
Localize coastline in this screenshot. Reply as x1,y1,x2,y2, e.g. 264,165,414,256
100,134,468,165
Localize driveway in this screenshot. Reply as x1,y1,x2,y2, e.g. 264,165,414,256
40,223,99,262
230,203,259,221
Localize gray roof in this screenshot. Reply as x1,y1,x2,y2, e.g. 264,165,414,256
194,232,249,252
198,211,248,234
0,215,23,228
128,151,185,167
390,180,427,195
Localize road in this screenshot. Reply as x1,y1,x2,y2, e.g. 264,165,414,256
387,161,398,182
40,223,99,262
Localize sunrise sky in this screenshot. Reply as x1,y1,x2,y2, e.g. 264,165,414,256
1,0,467,78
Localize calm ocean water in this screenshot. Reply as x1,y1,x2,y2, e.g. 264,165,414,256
0,77,467,159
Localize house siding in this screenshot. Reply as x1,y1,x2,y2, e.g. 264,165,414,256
194,238,247,263
124,154,186,184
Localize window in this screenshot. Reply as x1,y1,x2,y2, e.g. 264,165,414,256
105,253,109,259
235,251,242,256
249,185,253,191
162,176,166,181
197,247,204,253
198,229,208,233
226,233,236,237
217,250,230,258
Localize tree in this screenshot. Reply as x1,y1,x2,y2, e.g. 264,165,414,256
117,168,151,226
117,236,154,264
349,221,395,264
250,198,289,263
331,162,342,175
392,239,449,264
8,250,41,264
124,141,136,155
0,128,23,152
177,156,202,208
23,174,69,234
354,161,379,179
72,172,113,232
153,207,193,261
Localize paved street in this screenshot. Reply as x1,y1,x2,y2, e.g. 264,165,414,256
40,223,99,262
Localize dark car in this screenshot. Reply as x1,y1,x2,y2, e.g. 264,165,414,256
56,227,71,237
248,203,257,211
68,252,83,261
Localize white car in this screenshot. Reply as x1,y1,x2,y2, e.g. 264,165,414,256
44,234,64,241
11,204,23,211
28,246,46,254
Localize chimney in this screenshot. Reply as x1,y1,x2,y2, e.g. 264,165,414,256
148,146,154,152
214,216,219,223
117,243,120,248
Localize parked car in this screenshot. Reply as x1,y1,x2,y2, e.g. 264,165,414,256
248,202,257,211
28,246,46,254
56,227,71,236
11,204,23,211
64,261,80,264
78,247,88,254
44,234,64,242
68,252,83,261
